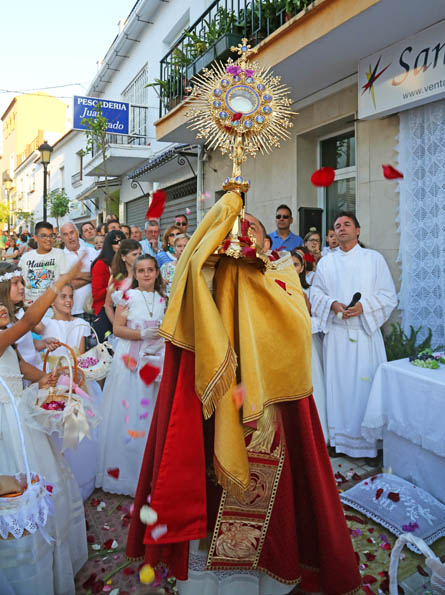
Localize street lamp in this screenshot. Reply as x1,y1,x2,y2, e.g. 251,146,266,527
38,140,53,221
2,172,13,233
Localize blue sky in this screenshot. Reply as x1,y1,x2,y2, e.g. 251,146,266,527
0,0,137,120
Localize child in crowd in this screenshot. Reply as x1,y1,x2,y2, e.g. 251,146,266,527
40,283,102,500
96,255,166,496
322,227,340,256
0,259,87,595
160,233,189,297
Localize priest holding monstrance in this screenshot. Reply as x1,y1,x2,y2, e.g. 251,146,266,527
126,40,361,594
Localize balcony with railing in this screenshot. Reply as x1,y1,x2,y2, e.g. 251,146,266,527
156,0,316,118
84,105,152,177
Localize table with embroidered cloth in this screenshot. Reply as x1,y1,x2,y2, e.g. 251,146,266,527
361,357,445,504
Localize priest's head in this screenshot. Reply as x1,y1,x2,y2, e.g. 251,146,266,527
333,211,360,251
244,213,266,251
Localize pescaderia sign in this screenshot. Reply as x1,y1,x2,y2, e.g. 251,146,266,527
358,20,445,119
73,95,129,134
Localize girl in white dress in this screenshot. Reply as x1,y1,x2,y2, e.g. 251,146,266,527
0,260,87,595
40,284,102,500
96,254,166,496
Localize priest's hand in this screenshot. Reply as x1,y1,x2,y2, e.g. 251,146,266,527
344,302,363,318
331,301,347,318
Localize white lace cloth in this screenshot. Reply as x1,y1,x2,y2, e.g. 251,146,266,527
0,472,54,543
397,101,445,346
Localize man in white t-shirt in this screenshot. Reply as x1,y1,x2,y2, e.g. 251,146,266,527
19,221,68,305
60,222,97,324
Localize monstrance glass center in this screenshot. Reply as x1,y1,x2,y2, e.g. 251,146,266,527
226,85,259,115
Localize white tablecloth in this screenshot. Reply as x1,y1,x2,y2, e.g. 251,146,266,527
362,358,445,458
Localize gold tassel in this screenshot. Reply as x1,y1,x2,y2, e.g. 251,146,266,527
201,345,237,420
213,455,249,503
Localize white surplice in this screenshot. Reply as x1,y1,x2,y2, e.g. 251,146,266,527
310,244,397,458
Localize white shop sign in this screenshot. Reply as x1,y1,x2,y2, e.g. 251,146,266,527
358,20,445,119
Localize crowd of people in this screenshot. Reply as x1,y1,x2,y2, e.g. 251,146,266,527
0,201,397,594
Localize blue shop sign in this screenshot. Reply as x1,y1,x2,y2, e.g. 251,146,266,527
73,95,129,135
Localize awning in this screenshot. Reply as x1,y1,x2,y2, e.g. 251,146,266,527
128,143,197,181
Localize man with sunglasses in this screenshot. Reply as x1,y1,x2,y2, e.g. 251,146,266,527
174,214,189,235
269,204,303,251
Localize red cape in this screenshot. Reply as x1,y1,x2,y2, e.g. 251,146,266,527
127,343,362,594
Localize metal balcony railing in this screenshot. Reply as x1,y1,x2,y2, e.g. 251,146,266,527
90,105,149,158
157,0,316,117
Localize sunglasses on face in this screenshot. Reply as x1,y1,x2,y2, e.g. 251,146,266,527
276,214,290,219
169,232,180,237
176,222,187,226
111,239,121,245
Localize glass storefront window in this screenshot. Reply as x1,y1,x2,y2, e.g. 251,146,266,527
321,131,355,170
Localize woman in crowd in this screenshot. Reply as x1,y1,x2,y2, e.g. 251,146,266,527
304,229,322,263
40,283,102,500
291,250,328,441
91,229,126,341
160,234,189,297
0,259,87,595
4,237,19,262
96,255,166,496
104,239,141,328
156,225,181,268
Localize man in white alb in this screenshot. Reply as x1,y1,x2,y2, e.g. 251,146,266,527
310,211,397,460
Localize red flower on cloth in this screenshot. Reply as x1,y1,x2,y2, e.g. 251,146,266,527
103,539,114,550
241,245,257,259
311,166,335,187
139,362,161,386
107,468,120,480
275,279,287,291
146,190,167,219
382,164,404,179
387,491,400,502
231,112,242,122
375,488,384,500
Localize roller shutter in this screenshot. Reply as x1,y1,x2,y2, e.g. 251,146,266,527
125,196,148,228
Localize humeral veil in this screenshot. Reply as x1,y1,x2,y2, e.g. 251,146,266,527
126,192,362,594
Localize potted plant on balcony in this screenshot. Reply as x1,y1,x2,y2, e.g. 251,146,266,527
185,7,242,81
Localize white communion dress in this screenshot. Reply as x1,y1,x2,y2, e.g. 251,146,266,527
0,346,87,595
41,317,102,501
96,289,166,496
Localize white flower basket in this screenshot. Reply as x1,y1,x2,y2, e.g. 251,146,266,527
0,377,54,543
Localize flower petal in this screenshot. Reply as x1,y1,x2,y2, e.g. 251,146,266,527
146,190,166,219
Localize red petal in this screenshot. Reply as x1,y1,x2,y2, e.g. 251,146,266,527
362,586,373,595
368,528,374,533
417,565,428,577
122,354,138,371
231,112,242,122
87,535,95,543
365,552,376,561
82,573,97,589
345,514,365,524
139,362,161,386
92,579,105,594
382,164,404,179
90,498,100,507
352,472,362,481
380,578,390,592
103,539,113,550
268,250,280,262
232,384,246,410
381,542,391,550
146,190,167,220
123,567,135,576
375,488,384,500
311,166,335,187
107,467,120,480
387,491,400,502
363,575,377,584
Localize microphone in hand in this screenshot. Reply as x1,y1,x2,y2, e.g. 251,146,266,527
346,292,361,310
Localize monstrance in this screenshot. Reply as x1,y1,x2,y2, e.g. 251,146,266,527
186,38,294,262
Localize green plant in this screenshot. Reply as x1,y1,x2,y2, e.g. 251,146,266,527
81,102,113,215
47,189,71,228
383,323,443,362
